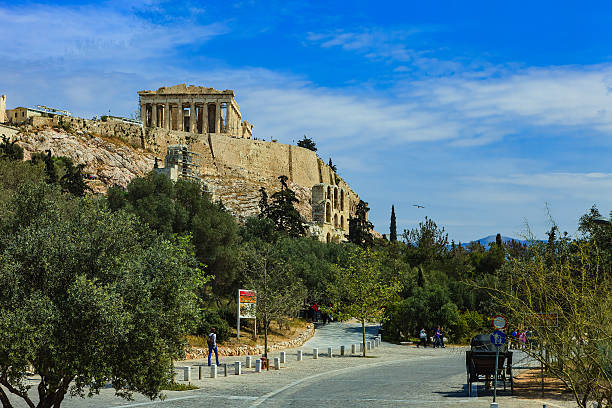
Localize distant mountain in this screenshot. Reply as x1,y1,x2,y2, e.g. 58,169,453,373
456,235,542,249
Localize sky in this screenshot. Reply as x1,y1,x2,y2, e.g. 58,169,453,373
2,0,612,242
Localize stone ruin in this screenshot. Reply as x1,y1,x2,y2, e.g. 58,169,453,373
138,84,253,139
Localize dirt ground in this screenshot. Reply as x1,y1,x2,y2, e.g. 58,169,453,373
513,369,575,403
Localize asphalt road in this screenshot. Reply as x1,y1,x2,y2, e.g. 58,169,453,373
2,322,573,408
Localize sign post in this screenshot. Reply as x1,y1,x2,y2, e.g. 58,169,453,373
237,289,256,338
490,329,507,403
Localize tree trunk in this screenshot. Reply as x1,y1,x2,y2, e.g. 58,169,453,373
362,318,366,357
0,386,15,408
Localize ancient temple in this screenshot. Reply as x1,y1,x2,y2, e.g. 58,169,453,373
138,84,253,139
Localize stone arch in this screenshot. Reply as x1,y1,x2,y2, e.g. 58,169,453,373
326,202,331,223
334,214,338,228
326,233,331,243
340,190,345,211
334,187,338,209
340,215,344,230
327,186,331,200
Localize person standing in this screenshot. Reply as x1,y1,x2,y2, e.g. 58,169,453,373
207,327,220,366
434,326,441,348
419,328,427,348
439,327,445,348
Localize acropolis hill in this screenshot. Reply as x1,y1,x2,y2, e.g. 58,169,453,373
1,85,366,243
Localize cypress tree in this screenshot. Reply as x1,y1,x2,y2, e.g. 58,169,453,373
390,205,397,242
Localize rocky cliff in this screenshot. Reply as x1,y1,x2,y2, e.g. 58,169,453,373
11,123,362,226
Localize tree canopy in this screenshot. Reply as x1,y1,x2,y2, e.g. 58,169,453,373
296,135,316,152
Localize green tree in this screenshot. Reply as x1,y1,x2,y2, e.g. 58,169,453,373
59,160,91,197
242,242,307,362
328,158,337,172
264,176,306,237
347,200,374,248
0,184,204,408
296,135,317,152
403,216,449,268
327,248,401,356
0,136,23,161
390,205,397,242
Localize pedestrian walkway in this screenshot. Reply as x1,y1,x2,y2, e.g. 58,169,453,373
302,321,379,350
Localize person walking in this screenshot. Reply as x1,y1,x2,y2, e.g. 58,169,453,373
439,327,445,348
433,326,441,348
207,327,220,366
418,328,427,348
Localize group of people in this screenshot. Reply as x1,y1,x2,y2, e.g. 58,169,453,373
510,329,534,349
417,326,445,348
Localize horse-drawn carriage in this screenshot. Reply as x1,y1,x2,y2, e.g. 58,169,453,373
466,334,514,396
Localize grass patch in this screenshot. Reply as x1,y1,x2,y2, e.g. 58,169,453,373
161,383,199,391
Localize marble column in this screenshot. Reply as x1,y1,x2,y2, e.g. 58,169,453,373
140,103,146,125
178,101,184,131
189,102,196,134
202,103,209,134
165,103,171,130
152,104,157,127
215,102,221,134
226,103,232,134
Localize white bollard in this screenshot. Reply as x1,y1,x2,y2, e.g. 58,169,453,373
274,357,280,370
297,350,303,361
234,361,241,375
360,343,364,352
340,345,345,356
246,356,252,368
490,403,498,408
328,347,333,357
183,366,191,381
351,344,356,354
280,351,286,364
210,364,217,378
313,348,318,359
255,359,262,373
367,341,371,351
378,334,382,342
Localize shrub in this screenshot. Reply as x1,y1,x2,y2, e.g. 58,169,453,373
196,309,231,343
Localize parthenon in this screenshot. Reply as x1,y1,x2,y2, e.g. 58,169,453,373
138,84,253,139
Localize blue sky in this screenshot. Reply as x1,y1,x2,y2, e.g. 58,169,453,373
2,0,612,242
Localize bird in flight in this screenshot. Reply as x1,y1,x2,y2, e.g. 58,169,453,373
413,204,425,208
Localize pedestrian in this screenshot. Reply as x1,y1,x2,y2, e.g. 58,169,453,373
439,327,445,348
519,330,527,349
207,327,220,366
419,328,427,348
433,326,441,348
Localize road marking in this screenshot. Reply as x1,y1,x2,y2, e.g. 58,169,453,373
249,357,424,407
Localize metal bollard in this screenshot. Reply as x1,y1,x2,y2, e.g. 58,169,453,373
274,357,280,370
183,366,191,381
223,363,228,377
313,348,318,359
210,364,217,378
235,361,241,375
297,350,303,361
340,345,345,356
280,351,286,364
351,344,356,354
255,359,262,373
198,365,203,380
246,356,252,368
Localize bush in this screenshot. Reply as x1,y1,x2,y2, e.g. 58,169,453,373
195,309,231,343
450,310,488,343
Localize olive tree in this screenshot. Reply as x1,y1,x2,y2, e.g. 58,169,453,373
327,248,401,356
0,183,204,408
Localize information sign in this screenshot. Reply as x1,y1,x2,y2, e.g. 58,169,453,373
239,289,257,318
490,330,507,347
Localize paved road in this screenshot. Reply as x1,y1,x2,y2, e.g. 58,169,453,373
2,322,573,408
